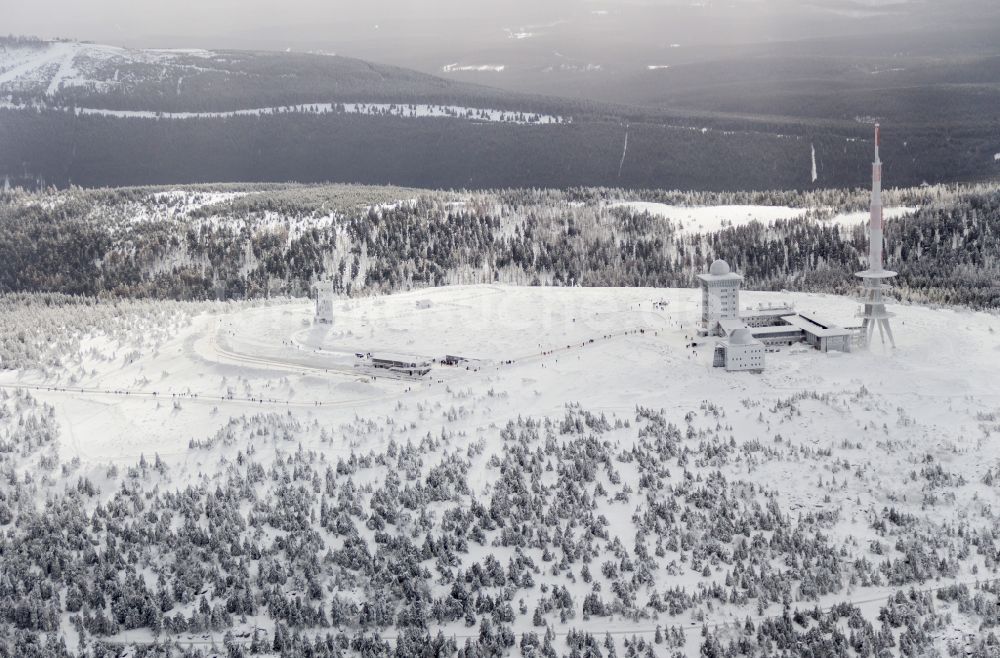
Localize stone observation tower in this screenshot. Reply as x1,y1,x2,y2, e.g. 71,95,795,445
855,123,896,348
314,281,335,324
696,259,743,336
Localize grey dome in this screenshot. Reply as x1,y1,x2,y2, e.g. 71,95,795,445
709,259,731,276
729,328,754,345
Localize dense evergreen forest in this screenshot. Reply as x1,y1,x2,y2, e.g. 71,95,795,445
4,107,998,192
1,182,997,309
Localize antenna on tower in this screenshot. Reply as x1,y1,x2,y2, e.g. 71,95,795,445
855,121,897,349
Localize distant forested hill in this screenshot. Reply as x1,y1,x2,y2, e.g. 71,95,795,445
2,38,999,192
1,183,997,309
0,39,573,114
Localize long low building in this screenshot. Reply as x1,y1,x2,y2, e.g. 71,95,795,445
744,324,807,347
357,352,432,377
779,314,854,353
741,304,796,328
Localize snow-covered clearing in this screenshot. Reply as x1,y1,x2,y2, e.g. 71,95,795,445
0,286,984,460
442,63,506,73
608,201,918,235
0,100,567,124
825,205,919,227
0,41,77,89
0,41,208,95
4,283,994,500
609,202,806,234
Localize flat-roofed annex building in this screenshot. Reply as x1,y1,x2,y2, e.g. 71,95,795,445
780,314,854,353
356,352,432,378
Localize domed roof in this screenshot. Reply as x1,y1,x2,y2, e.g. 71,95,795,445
729,328,755,345
709,259,731,276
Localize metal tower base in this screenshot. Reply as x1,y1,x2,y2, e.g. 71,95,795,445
856,275,896,349
859,308,895,348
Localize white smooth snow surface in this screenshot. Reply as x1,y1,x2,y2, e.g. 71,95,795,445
0,41,209,95
826,205,918,227
609,202,807,234
609,201,918,235
5,284,994,467
442,63,506,73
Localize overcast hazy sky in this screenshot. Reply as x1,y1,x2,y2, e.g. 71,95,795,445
3,0,933,43
5,0,991,65
9,0,588,43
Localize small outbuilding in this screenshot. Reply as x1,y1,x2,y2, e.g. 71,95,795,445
713,328,765,372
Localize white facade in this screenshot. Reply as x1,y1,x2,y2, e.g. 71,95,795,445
697,259,743,336
314,281,335,324
714,329,765,372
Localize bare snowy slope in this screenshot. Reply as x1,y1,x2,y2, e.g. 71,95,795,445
0,38,576,116
1,284,997,653
0,41,214,97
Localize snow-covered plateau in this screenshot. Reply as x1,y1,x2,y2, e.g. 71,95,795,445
1,284,998,655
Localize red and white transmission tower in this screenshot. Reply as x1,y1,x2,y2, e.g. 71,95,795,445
856,123,896,348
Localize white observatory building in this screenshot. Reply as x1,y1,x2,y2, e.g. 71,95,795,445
314,281,335,324
700,126,893,370
712,328,765,372
697,259,743,336
699,259,854,372
855,123,897,348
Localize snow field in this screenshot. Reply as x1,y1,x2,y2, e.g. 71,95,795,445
608,201,919,235
2,285,999,654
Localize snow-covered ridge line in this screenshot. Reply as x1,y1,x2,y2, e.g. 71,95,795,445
0,100,569,124
442,63,506,73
